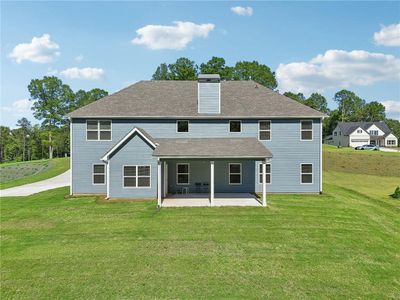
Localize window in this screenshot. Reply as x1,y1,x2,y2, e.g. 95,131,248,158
357,129,362,134
87,120,111,141
351,139,369,143
258,164,271,184
301,164,313,184
301,120,313,140
229,163,242,185
387,140,396,146
259,121,271,140
123,165,151,188
229,120,241,133
370,130,378,136
176,163,190,185
334,132,337,136
177,120,189,133
93,164,105,185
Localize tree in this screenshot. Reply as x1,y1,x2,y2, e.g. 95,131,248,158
385,118,400,141
152,63,170,80
304,93,329,113
233,61,277,89
362,101,386,121
168,58,198,80
28,76,74,159
73,88,108,110
283,92,305,103
323,109,341,137
200,57,233,80
16,117,32,161
334,90,365,122
0,126,11,163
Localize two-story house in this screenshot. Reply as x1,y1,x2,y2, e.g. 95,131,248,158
67,74,326,207
331,121,398,148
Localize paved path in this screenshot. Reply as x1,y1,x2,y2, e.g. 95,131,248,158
380,147,400,153
1,170,70,197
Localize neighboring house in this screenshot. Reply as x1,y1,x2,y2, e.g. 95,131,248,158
331,121,398,148
67,74,326,206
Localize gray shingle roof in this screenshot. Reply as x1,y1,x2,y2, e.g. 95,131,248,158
153,138,272,158
337,121,392,135
67,80,326,118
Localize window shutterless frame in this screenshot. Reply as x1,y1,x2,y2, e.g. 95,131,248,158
86,120,112,141
122,165,151,188
92,163,106,185
229,120,242,133
258,120,271,141
176,120,189,133
228,163,242,185
176,163,190,185
300,163,313,184
300,120,313,141
258,163,271,184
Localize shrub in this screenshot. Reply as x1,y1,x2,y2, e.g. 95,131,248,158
390,186,400,199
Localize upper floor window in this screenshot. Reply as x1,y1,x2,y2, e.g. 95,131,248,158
369,130,378,136
259,121,271,140
229,120,241,133
357,129,362,134
87,120,111,141
177,120,189,133
334,132,337,136
300,120,313,140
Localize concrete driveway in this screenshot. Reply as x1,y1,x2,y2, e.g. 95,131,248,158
0,170,70,197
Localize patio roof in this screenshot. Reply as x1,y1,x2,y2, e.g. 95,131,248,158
153,138,272,159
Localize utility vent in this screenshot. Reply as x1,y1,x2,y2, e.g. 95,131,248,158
198,74,220,114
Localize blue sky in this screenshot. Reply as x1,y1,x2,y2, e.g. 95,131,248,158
1,1,400,127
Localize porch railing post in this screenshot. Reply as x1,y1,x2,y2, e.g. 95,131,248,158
262,161,267,207
157,159,162,208
210,160,214,206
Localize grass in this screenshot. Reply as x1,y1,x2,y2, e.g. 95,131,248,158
323,144,400,156
0,158,69,190
1,149,399,298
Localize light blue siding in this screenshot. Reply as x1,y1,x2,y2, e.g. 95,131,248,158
71,118,321,197
198,82,220,113
108,133,157,198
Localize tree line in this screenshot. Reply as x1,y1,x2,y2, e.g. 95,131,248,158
0,76,107,162
1,56,398,163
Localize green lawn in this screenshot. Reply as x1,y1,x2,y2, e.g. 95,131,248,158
1,150,399,298
0,158,70,190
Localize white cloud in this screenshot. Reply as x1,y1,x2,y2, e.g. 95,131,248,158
231,6,253,16
60,67,105,80
276,49,400,94
8,34,60,63
380,100,400,120
373,24,400,47
1,99,32,114
132,21,215,50
75,55,84,62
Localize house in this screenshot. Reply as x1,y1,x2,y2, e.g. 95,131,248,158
331,121,398,148
67,74,326,207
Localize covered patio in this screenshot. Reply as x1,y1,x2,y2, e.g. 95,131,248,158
153,137,272,208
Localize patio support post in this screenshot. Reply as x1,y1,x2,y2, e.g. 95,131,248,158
210,160,215,206
157,159,162,207
163,161,168,197
262,160,267,207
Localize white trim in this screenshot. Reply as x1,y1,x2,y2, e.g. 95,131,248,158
262,161,267,207
86,120,112,141
155,155,271,159
163,161,168,197
300,120,313,141
210,160,214,206
101,127,157,161
70,121,73,195
320,122,323,192
176,120,190,133
157,160,162,207
258,120,271,141
176,163,190,185
229,120,242,133
122,165,152,189
92,163,106,185
106,161,110,199
258,163,271,184
70,115,327,119
300,163,313,184
228,163,242,185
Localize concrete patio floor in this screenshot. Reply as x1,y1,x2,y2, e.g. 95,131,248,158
161,193,262,207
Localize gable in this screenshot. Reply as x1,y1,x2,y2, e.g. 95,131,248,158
349,127,369,136
365,124,385,136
